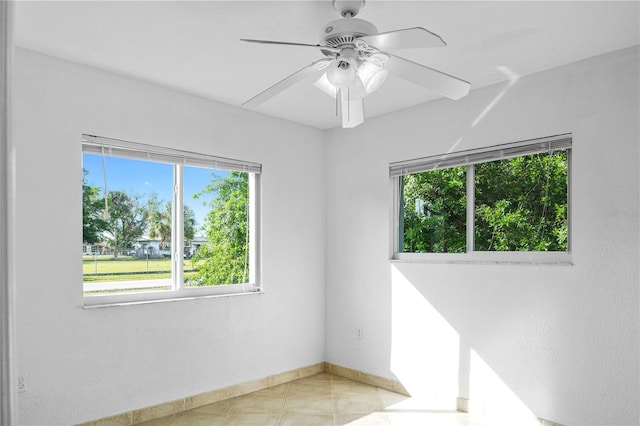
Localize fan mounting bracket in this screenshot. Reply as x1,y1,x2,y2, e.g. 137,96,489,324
333,0,365,18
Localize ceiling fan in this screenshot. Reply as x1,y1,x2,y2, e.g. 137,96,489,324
241,0,471,128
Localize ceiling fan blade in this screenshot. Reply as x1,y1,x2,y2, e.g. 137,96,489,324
240,39,340,54
358,27,446,51
385,53,470,100
243,58,333,108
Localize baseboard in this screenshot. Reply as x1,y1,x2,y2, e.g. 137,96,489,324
79,362,325,425
324,362,410,396
456,397,565,426
456,396,469,413
81,363,564,426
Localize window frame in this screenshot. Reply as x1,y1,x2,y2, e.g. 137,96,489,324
81,134,262,307
390,134,572,264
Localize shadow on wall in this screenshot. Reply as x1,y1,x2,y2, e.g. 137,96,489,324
389,264,541,424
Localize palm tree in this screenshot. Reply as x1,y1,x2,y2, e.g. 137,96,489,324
148,193,197,254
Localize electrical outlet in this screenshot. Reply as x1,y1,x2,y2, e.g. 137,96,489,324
356,328,363,340
17,375,27,393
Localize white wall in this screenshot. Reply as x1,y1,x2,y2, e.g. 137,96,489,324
12,43,640,426
324,46,639,426
12,48,326,425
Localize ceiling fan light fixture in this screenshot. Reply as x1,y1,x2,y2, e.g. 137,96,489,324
241,0,471,129
358,61,388,94
315,69,366,100
326,59,357,88
314,73,338,98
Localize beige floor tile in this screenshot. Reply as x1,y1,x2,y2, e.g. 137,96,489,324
191,398,237,416
387,411,451,426
332,381,379,397
127,372,517,426
335,412,391,425
377,388,411,408
279,413,335,425
287,381,333,397
283,395,335,414
386,410,500,426
223,413,280,425
381,394,443,411
167,411,226,426
231,394,285,414
135,415,173,426
334,393,384,415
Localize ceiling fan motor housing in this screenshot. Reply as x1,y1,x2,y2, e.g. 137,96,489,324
320,18,378,51
320,18,378,56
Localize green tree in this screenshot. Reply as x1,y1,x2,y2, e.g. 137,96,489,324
474,151,568,251
400,151,568,253
183,205,196,244
190,171,249,285
82,169,108,245
401,166,467,253
105,190,148,257
147,193,197,251
147,193,171,249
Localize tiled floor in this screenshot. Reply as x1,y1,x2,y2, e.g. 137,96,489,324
137,373,508,426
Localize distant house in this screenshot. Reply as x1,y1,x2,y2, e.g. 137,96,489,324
132,237,166,257
82,242,106,255
132,236,208,258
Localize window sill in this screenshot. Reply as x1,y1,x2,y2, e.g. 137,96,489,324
83,285,264,309
391,251,573,265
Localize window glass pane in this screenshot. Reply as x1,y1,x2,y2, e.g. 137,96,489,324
400,166,467,253
474,151,568,251
82,153,173,295
184,167,251,286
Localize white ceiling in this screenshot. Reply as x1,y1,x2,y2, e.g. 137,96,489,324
14,1,640,129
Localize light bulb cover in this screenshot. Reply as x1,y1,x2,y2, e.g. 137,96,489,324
326,60,357,88
314,73,338,98
358,61,388,94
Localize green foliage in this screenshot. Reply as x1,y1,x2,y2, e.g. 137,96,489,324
105,190,148,255
146,194,197,248
189,171,250,285
147,193,171,248
402,166,466,253
183,205,196,243
474,151,568,251
82,169,108,244
83,169,198,260
400,151,568,253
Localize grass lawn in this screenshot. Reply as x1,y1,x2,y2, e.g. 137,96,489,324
83,255,200,282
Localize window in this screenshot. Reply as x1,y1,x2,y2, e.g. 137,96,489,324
391,134,571,262
81,135,261,305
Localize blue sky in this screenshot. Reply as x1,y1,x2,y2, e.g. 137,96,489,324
83,153,224,233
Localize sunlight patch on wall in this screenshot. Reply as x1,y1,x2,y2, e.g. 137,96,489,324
469,349,538,425
390,265,459,409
